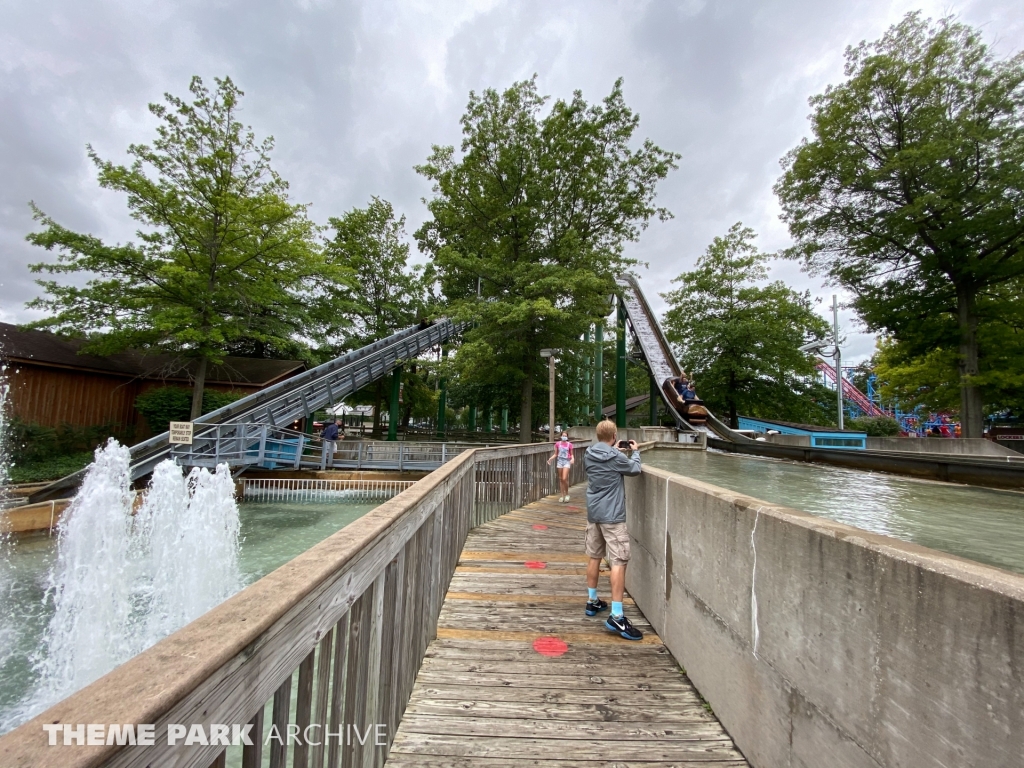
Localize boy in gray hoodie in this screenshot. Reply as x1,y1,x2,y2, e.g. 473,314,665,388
583,419,643,640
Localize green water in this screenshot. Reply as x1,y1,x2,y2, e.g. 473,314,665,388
236,501,379,583
644,449,1024,576
0,499,379,734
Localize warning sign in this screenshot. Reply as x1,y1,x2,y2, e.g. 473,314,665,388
169,421,194,445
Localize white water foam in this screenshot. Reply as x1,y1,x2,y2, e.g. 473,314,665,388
137,459,241,644
0,356,15,673
2,439,241,730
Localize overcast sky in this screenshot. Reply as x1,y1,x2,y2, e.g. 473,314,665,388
1,0,1022,362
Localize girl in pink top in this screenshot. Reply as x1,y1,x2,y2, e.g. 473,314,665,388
547,431,575,502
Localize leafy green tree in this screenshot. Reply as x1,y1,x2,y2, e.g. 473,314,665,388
775,14,1024,437
134,386,242,434
662,223,831,428
417,77,678,442
325,197,428,435
26,76,322,419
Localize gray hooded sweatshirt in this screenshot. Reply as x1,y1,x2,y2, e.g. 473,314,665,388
584,442,642,524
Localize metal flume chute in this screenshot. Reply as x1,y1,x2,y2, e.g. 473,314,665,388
615,274,751,443
29,319,465,501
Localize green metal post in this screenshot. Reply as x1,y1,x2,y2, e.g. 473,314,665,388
468,405,477,432
649,375,659,426
483,405,492,434
388,366,402,441
616,298,627,428
436,349,447,440
501,405,508,434
595,323,604,419
436,383,447,439
584,327,592,424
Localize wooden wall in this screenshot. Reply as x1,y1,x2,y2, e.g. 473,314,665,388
8,364,142,432
7,363,260,439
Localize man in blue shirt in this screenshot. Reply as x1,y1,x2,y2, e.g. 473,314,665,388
321,419,342,468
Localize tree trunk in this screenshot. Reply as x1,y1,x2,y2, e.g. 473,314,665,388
520,375,533,444
189,356,209,420
957,284,984,438
728,370,738,429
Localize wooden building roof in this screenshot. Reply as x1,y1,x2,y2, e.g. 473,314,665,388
0,323,305,388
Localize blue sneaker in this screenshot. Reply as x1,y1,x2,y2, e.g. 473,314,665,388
585,598,608,616
604,614,643,641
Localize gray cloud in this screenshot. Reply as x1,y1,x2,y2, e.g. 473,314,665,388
1,0,1021,364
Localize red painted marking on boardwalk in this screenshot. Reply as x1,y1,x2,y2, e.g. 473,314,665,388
532,524,548,530
533,636,568,657
524,561,547,569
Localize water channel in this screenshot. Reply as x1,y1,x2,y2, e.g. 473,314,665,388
645,448,1024,576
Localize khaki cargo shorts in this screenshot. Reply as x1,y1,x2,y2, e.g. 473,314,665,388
585,522,631,566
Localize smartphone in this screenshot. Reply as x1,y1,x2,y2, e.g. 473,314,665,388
617,440,631,449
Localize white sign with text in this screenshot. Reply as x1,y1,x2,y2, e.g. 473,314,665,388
168,421,194,445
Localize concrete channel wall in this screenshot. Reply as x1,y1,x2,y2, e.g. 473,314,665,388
866,436,1021,457
765,435,1022,459
624,462,1024,768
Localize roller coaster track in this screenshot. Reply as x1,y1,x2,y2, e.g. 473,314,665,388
28,319,465,502
815,362,887,418
616,274,751,443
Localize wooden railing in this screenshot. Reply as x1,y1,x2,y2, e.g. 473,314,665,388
0,441,588,768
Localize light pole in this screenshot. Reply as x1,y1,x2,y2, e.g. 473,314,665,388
799,294,844,430
832,295,843,431
540,348,560,441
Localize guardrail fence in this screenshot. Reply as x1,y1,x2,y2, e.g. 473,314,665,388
172,427,501,473
0,440,589,768
240,478,417,504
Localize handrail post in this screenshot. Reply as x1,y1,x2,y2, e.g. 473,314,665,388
258,425,267,468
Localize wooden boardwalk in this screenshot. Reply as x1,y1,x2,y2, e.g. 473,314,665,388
385,483,750,767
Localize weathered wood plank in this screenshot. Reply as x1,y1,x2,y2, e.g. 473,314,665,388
403,698,710,723
422,641,662,661
412,671,688,691
326,612,350,768
383,486,748,768
443,592,635,606
397,714,726,740
433,628,664,646
294,648,316,768
388,732,745,760
311,629,334,768
241,706,264,768
384,757,748,768
418,659,684,679
269,675,292,768
408,684,707,707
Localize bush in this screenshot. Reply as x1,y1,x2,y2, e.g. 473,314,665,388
848,415,901,436
8,451,95,484
7,417,132,464
134,387,243,434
